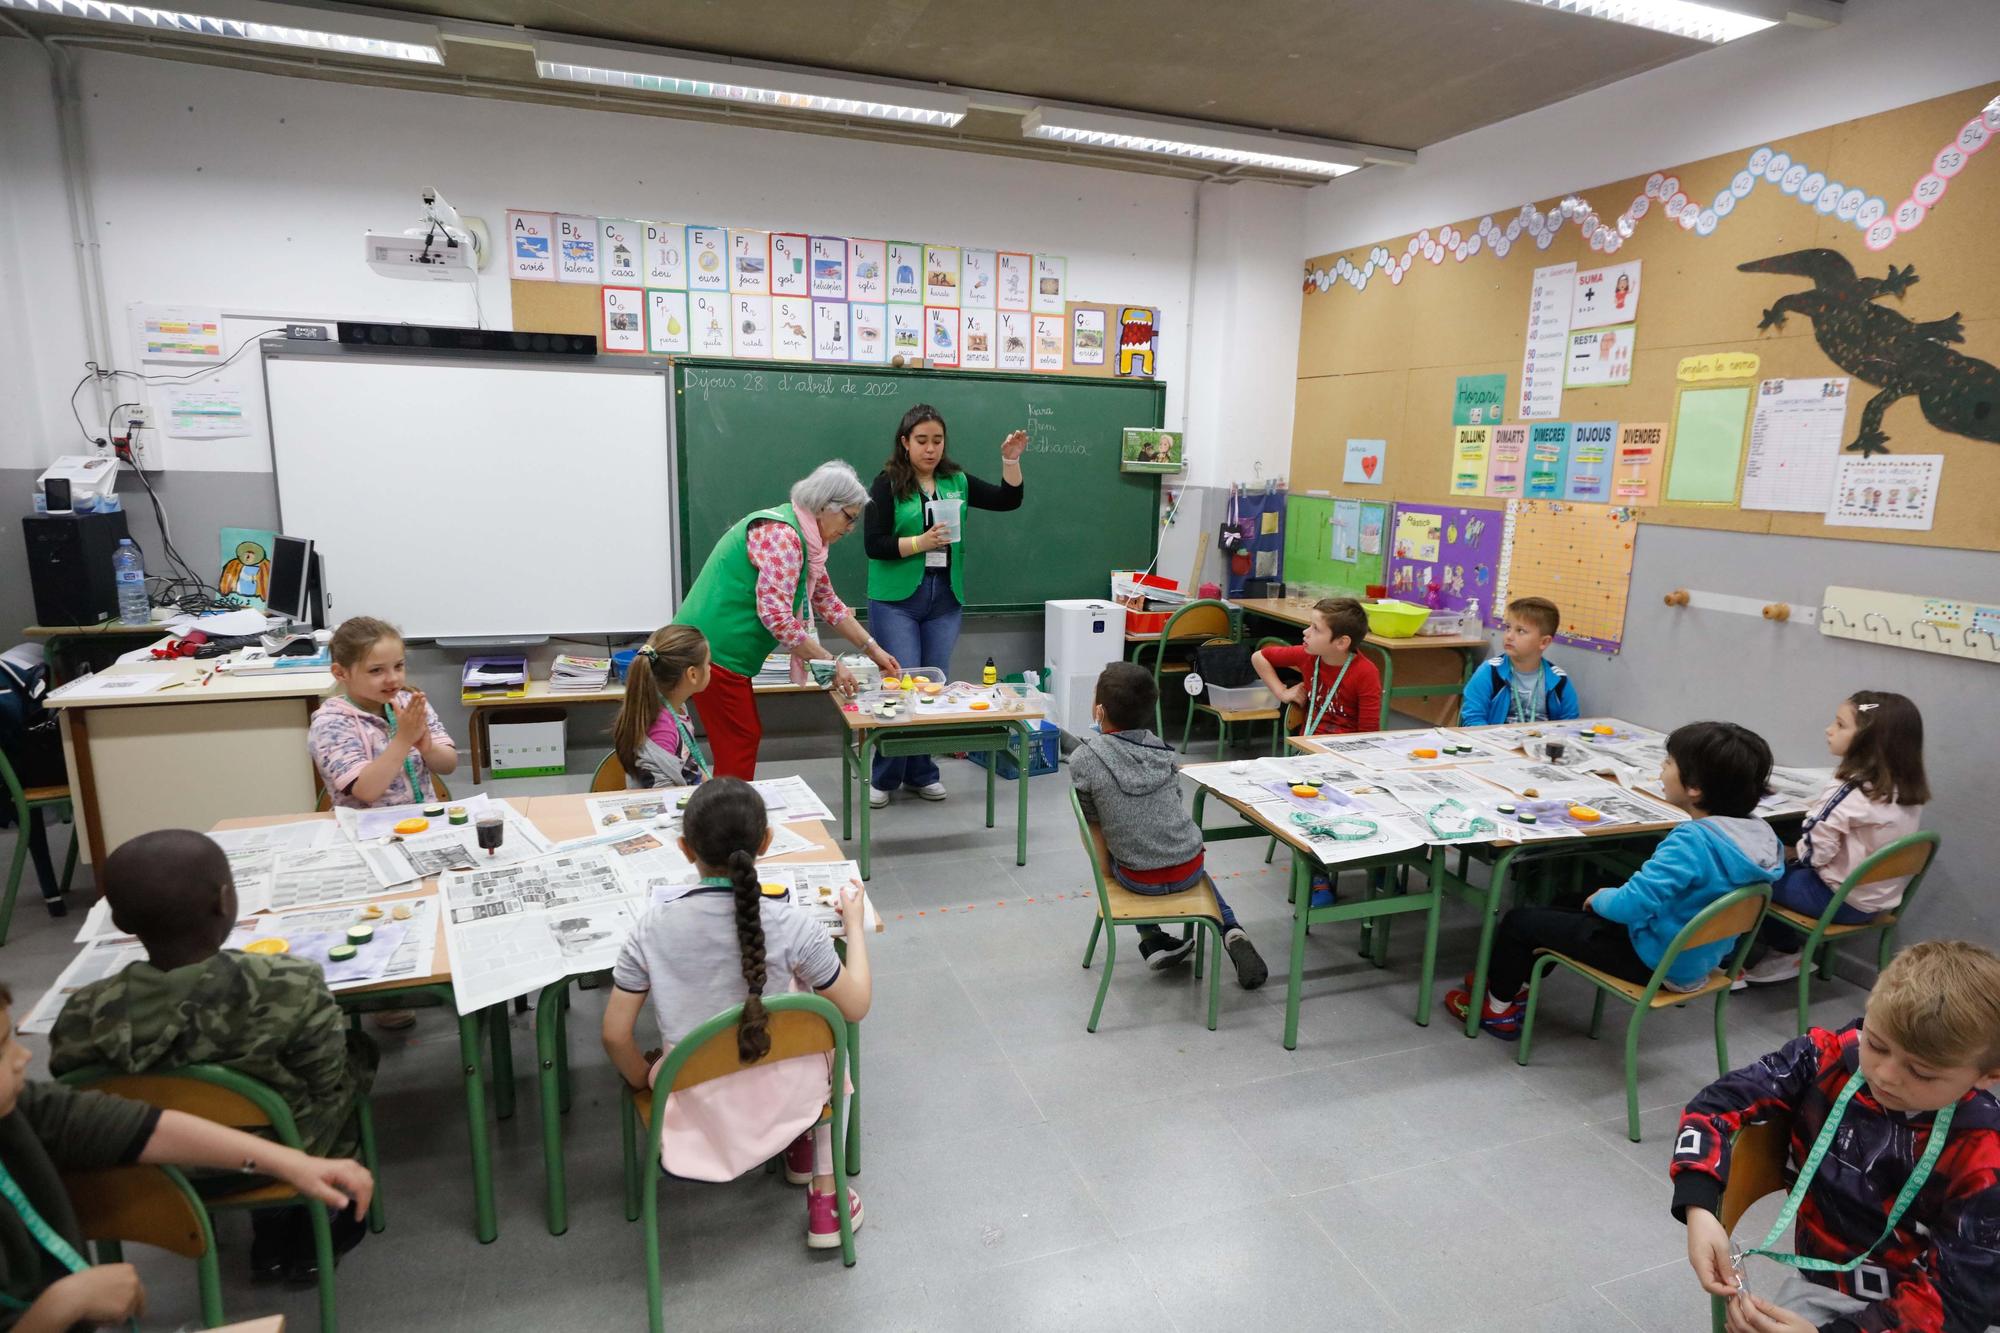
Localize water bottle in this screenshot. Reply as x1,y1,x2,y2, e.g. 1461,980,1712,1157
113,538,149,625
1463,598,1483,637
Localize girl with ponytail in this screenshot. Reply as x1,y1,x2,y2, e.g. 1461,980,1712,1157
601,778,872,1247
612,625,714,788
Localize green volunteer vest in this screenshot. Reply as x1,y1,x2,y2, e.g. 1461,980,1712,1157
866,471,968,604
675,503,810,676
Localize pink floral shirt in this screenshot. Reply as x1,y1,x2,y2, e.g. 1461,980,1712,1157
745,519,848,650
308,691,452,808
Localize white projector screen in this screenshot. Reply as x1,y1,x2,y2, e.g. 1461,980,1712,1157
265,351,676,639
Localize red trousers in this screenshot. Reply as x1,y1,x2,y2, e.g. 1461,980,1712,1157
689,662,762,779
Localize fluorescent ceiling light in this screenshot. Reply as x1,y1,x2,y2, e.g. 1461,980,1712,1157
1021,108,1402,178
0,0,444,61
1504,0,1777,43
534,40,966,127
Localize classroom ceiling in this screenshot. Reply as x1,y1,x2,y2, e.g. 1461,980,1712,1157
5,0,1775,182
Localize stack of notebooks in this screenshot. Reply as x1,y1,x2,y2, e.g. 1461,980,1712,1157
549,653,612,692
752,650,793,687
462,654,528,702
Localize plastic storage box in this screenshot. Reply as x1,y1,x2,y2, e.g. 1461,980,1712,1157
1204,682,1278,711
966,721,1060,780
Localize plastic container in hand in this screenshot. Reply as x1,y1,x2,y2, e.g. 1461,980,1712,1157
113,538,149,625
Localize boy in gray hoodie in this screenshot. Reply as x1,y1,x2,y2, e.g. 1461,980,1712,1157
1071,663,1267,989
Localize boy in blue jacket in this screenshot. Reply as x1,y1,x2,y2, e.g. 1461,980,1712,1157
1460,596,1579,726
1447,720,1783,1038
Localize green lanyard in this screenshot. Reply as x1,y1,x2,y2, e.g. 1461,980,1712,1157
1508,674,1543,724
0,1159,136,1330
1302,655,1354,737
381,701,425,803
1737,1074,1956,1286
669,705,712,781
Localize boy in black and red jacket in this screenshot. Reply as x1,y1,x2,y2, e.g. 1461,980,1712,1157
1669,940,2000,1333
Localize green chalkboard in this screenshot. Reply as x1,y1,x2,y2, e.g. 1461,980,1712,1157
673,359,1164,614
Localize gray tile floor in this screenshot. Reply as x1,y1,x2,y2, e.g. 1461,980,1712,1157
2,747,1870,1331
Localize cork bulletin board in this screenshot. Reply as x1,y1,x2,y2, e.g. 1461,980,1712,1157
1293,82,2000,553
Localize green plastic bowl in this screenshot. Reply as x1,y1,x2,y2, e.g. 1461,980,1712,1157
1363,599,1431,638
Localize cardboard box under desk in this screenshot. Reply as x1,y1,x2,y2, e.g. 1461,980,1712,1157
489,708,566,779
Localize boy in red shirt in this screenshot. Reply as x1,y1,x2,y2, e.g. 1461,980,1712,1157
1250,597,1383,739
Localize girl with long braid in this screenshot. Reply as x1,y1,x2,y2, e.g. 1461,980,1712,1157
602,778,871,1247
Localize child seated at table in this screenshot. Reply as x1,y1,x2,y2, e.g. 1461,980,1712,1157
309,616,458,810
1673,940,2000,1331
1447,720,1783,1039
1250,597,1382,737
0,978,373,1327
1071,662,1268,988
1459,596,1579,726
601,778,869,1249
48,829,378,1286
612,625,714,788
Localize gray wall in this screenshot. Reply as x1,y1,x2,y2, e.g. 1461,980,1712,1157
2,467,1043,764
1559,523,2000,957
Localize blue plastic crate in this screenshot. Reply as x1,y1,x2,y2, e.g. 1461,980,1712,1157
965,721,1060,780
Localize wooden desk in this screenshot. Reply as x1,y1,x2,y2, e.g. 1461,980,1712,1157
516,791,869,1236
1230,597,1491,726
463,677,823,782
51,663,331,867
834,692,1044,880
24,621,166,683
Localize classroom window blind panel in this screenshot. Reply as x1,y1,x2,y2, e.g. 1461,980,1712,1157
265,354,674,639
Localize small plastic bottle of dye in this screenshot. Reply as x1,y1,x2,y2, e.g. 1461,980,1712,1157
982,657,997,685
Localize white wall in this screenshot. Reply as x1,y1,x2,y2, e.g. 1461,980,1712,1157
1304,0,2000,256
0,43,1305,474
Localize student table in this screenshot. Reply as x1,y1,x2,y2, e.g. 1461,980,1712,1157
1289,721,1815,1039
463,678,822,782
520,791,876,1236
1230,596,1491,726
834,689,1045,880
53,663,332,867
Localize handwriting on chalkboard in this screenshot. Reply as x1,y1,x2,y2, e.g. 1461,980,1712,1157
683,368,902,399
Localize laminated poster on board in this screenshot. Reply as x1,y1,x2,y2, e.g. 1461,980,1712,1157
506,211,553,282
1486,425,1528,499
809,236,849,300
686,226,728,292
556,214,600,284
1343,439,1385,486
1825,455,1943,530
601,287,646,354
924,246,962,307
731,295,772,359
1571,261,1641,330
643,222,686,290
812,301,851,363
772,296,813,362
1071,307,1108,366
885,243,923,304
599,219,642,285
925,306,961,367
1563,422,1617,501
1566,323,1635,388
1033,255,1068,315
770,233,810,298
1114,307,1159,379
1032,315,1064,372
889,306,924,361
998,252,1032,310
848,240,887,303
962,249,997,309
1450,426,1491,496
732,230,772,296
850,303,888,364
1613,423,1667,502
647,289,690,355
996,311,1030,372
1525,423,1571,499
960,309,996,371
690,293,729,356
1452,374,1508,426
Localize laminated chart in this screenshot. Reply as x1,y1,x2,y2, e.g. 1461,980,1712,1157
1492,500,1639,654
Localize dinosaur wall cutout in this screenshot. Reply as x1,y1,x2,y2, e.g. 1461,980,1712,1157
1739,249,2000,456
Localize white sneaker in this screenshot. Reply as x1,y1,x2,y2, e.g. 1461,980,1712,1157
910,782,948,802
868,787,889,809
1739,951,1804,987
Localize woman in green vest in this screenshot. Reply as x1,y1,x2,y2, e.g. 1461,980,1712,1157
674,461,901,779
861,404,1026,807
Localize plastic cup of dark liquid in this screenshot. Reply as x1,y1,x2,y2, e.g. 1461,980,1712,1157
476,816,505,856
1546,740,1567,764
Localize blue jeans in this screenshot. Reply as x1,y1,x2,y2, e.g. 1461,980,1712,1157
1759,862,1878,953
1111,861,1239,931
868,568,964,792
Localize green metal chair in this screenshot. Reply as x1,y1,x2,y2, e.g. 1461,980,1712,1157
1071,788,1221,1033
1705,1115,1794,1333
0,744,79,945
1515,883,1772,1142
1759,832,1939,1034
1136,599,1236,736
618,993,854,1333
61,1063,384,1332
65,1163,224,1327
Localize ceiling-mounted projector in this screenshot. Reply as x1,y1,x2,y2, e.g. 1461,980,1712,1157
366,189,487,283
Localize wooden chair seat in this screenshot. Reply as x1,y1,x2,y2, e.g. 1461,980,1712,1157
1157,662,1192,674
1201,705,1281,724
1770,904,1894,939
1547,954,1733,1007
1099,875,1222,924
22,785,70,805
202,1179,301,1209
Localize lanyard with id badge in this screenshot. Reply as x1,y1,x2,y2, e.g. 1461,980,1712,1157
0,1160,139,1331
1301,656,1353,737
1728,1074,1955,1299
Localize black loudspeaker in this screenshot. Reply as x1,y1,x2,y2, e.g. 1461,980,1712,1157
335,322,598,356
22,512,132,626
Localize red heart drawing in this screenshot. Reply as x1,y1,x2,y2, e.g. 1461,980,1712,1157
1361,453,1379,479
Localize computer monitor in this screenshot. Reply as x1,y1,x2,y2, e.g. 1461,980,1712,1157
265,535,318,626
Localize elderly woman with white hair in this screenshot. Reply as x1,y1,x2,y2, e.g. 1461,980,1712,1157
674,461,901,778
